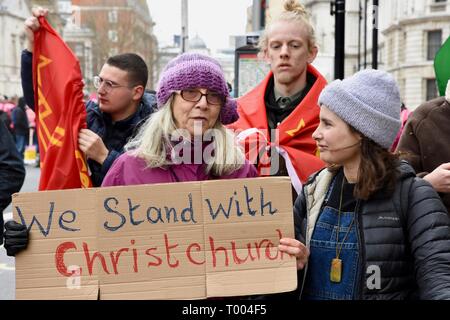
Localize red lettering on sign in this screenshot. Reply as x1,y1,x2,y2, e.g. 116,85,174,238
145,247,162,267
209,236,229,267
83,242,110,275
186,243,205,265
55,241,78,276
164,233,179,268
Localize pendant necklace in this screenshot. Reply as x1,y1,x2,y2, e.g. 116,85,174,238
330,174,356,283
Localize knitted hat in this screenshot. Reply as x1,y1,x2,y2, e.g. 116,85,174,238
318,69,401,149
156,53,238,125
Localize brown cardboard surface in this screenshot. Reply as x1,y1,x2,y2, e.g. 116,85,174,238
13,189,99,300
12,177,296,300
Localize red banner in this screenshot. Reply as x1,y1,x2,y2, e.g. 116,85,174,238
32,17,92,190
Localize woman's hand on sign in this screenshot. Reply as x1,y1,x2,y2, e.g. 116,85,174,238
24,7,49,52
278,238,309,270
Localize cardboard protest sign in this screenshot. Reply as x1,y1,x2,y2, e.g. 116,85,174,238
13,177,297,300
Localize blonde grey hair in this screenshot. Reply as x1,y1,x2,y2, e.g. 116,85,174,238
258,0,316,58
125,97,246,177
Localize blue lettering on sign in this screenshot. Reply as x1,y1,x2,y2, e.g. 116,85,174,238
59,210,80,232
205,186,278,220
15,202,80,237
260,187,277,215
103,197,126,231
128,199,143,226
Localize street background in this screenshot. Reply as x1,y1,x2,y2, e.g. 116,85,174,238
0,166,40,300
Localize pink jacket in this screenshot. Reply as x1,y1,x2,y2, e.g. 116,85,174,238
102,152,258,187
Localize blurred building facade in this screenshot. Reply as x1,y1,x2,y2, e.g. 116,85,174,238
70,0,158,90
248,0,450,109
0,0,30,96
0,0,158,96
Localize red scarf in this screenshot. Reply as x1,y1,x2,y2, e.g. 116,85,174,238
229,64,326,192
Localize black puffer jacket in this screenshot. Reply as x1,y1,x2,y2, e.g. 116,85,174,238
294,161,450,300
0,120,25,244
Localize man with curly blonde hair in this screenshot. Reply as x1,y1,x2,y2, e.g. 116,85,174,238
229,0,327,199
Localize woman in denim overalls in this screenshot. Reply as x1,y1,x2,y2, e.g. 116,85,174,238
280,69,450,300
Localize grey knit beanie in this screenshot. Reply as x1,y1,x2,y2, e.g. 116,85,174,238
318,69,401,149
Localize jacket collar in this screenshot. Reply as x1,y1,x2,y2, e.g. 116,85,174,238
90,91,157,123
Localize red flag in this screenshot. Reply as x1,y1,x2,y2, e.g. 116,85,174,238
32,17,92,190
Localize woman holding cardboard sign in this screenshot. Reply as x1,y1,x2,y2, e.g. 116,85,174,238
101,52,309,280
4,53,311,291
291,69,450,300
101,53,257,186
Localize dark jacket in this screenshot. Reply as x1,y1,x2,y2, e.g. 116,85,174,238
11,104,29,137
84,95,156,186
0,120,26,244
294,161,450,300
397,96,450,213
0,110,13,134
21,50,158,186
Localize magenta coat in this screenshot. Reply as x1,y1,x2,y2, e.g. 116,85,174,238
102,152,258,187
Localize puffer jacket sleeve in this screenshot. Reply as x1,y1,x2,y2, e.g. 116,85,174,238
406,177,450,299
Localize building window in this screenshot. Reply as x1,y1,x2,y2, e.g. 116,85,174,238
74,43,84,56
430,0,446,12
109,10,118,24
108,30,118,43
426,79,438,101
427,30,442,60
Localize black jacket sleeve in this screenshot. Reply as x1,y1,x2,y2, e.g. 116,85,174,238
407,178,450,299
0,121,26,244
21,49,35,111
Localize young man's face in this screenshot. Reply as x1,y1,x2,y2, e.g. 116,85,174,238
96,64,140,121
265,21,317,88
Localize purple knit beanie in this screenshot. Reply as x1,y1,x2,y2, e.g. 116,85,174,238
156,53,239,125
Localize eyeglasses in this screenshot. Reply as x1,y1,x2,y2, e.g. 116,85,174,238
178,89,224,105
93,76,133,93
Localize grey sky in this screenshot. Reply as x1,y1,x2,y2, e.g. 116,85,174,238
146,0,252,51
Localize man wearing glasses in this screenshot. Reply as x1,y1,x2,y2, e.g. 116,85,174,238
20,8,157,187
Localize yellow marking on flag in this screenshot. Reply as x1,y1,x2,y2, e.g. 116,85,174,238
75,150,91,188
286,119,306,137
49,126,65,147
36,57,66,151
37,55,52,87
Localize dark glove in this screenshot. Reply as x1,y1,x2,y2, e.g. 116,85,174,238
4,220,29,256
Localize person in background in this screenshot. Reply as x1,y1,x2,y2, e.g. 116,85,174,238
390,103,411,152
397,80,450,215
11,97,29,158
25,105,39,166
0,95,15,134
0,120,25,248
229,0,326,200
